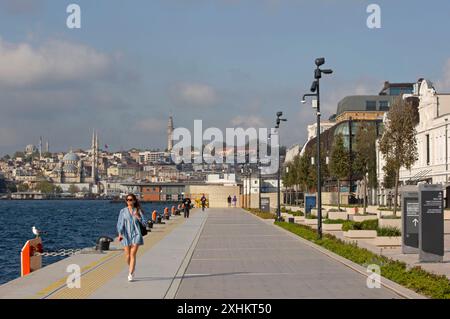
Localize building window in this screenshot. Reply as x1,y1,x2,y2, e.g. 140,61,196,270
426,134,430,165
366,101,376,111
379,100,389,111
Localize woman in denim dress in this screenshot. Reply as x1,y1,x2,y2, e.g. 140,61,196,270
117,193,146,282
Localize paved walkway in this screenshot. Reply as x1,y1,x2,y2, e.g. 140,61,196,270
175,209,403,299
1,208,424,299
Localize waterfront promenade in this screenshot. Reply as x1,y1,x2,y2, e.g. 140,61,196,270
0,208,423,299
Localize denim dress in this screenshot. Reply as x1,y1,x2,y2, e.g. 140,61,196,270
117,207,146,246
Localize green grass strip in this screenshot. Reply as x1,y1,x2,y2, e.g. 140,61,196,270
275,221,450,299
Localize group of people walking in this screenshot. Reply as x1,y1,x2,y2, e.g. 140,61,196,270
116,193,207,282
227,195,237,207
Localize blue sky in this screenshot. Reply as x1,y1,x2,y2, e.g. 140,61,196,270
1,0,450,155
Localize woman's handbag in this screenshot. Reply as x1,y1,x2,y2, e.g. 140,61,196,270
134,210,148,236
138,220,148,236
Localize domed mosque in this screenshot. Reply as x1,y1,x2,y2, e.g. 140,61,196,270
50,131,99,184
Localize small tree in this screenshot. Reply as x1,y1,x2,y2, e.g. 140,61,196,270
329,133,350,211
298,152,314,192
353,123,377,214
35,181,55,194
17,183,29,192
379,97,418,215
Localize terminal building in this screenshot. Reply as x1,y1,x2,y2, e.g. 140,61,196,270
296,81,414,205
377,78,450,207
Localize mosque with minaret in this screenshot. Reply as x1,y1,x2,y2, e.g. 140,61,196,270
50,130,99,185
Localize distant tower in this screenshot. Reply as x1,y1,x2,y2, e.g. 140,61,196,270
39,136,43,159
46,140,49,153
167,116,174,152
91,130,98,183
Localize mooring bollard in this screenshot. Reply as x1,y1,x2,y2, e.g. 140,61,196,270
96,236,113,251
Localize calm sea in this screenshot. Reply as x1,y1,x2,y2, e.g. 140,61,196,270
0,200,171,285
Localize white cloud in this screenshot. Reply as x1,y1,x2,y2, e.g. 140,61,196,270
230,115,265,127
435,58,450,92
135,118,166,132
0,37,112,87
176,83,217,106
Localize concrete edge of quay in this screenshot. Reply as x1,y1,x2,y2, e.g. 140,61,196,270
163,210,208,299
241,209,427,300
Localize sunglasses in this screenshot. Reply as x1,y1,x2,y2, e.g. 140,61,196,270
126,198,134,202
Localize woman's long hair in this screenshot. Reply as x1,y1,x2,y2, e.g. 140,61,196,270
125,193,143,217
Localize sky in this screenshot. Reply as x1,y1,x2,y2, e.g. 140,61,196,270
1,0,450,156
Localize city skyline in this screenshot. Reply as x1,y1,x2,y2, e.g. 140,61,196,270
2,0,450,157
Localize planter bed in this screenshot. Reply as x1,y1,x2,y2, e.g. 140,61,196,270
378,218,402,229
328,211,348,220
343,230,377,239
378,210,402,218
322,223,343,231
304,218,318,226
373,236,401,247
310,208,328,218
294,216,305,223
349,214,378,222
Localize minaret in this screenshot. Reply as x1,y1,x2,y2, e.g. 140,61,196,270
167,116,174,152
39,136,43,160
91,129,97,183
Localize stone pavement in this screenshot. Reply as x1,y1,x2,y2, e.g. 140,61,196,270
0,208,426,299
175,208,407,299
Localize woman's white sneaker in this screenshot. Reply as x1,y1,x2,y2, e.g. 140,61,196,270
128,273,134,282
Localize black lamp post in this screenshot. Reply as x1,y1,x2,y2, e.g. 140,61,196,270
240,164,252,208
275,111,287,222
301,57,333,239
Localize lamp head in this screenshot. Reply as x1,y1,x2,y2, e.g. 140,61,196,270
276,111,283,117
321,69,333,74
315,57,325,67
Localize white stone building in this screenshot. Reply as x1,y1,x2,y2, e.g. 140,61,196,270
377,79,450,206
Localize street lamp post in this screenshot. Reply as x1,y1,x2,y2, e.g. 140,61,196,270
258,162,262,210
240,164,252,209
275,111,287,222
301,57,333,239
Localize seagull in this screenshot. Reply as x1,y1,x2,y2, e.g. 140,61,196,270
32,226,47,238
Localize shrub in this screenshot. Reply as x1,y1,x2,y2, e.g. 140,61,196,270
342,220,357,231
360,219,378,230
291,211,304,217
246,209,277,220
381,215,401,220
323,219,346,224
342,219,378,231
306,214,317,219
377,226,401,237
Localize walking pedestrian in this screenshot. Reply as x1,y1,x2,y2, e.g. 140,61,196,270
201,194,207,211
116,194,146,282
232,195,237,207
227,195,232,207
182,197,192,218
